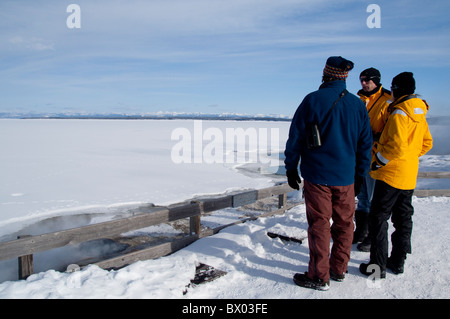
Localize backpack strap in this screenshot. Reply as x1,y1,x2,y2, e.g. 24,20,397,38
319,89,348,127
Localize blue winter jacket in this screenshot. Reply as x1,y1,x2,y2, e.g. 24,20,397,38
284,80,372,186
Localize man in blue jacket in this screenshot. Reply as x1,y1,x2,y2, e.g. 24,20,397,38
285,56,372,290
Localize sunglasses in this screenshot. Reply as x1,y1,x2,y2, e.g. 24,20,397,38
360,77,374,83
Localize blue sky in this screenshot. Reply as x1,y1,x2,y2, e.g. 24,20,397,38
1,0,450,117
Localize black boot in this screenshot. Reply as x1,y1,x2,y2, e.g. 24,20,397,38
293,272,330,291
387,253,406,274
357,235,371,252
359,263,386,279
353,210,369,244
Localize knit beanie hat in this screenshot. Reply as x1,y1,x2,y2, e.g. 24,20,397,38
360,67,381,86
323,56,354,80
391,72,415,97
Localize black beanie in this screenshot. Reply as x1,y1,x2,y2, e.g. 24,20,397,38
392,72,415,97
360,67,381,85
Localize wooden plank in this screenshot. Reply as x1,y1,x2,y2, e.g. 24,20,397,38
195,184,292,212
414,189,450,197
257,183,294,200
0,204,201,262
197,195,233,213
93,235,199,270
232,190,258,207
417,172,450,179
166,202,201,219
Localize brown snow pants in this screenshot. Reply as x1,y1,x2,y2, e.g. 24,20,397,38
303,180,355,282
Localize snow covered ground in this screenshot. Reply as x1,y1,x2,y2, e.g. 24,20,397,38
0,119,449,299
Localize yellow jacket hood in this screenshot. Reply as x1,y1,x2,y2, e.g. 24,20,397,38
392,95,429,123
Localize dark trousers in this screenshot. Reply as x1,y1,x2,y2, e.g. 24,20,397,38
303,180,355,281
369,180,414,269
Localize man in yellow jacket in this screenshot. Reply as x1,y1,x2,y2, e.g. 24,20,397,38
353,68,391,247
360,72,433,278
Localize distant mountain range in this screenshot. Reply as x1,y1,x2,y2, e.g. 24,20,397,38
0,111,293,121
1,111,449,124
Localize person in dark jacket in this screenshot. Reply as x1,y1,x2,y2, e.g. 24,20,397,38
285,56,372,290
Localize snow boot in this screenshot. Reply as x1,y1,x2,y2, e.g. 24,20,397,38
387,254,406,274
353,210,369,244
357,235,371,252
356,236,372,253
293,272,330,291
330,269,347,282
359,263,386,279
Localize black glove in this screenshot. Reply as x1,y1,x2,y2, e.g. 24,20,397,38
354,174,364,196
286,170,301,190
371,161,381,171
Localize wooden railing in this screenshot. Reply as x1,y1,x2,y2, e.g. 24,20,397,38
0,183,297,280
1,171,448,281
414,171,450,197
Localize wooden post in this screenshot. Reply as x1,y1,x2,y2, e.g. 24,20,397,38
190,201,202,235
190,215,201,235
18,235,33,280
278,193,287,209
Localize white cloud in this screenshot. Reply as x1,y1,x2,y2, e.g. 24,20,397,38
8,36,54,51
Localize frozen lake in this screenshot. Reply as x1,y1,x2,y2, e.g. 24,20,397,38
0,119,290,238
